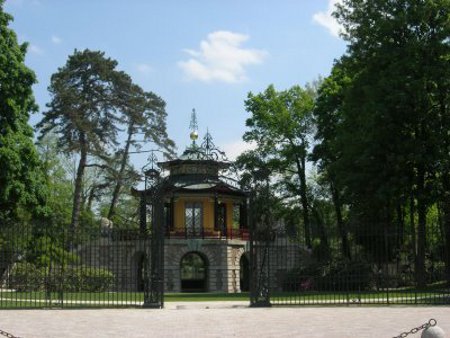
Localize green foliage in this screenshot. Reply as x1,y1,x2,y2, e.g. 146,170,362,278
239,84,316,246
62,266,115,292
8,262,45,292
25,235,80,268
313,0,450,284
105,82,175,219
8,262,114,292
36,134,73,229
318,260,372,291
37,49,127,154
282,260,372,292
37,49,132,233
249,184,283,238
37,49,175,231
101,195,140,229
0,1,46,224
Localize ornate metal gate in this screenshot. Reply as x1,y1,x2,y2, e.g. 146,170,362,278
141,166,165,309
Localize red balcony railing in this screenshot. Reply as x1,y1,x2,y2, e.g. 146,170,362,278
166,227,249,240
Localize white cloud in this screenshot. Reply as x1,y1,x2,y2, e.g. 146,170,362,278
28,44,44,55
51,35,62,44
136,63,153,75
178,31,267,84
312,0,343,38
222,140,256,161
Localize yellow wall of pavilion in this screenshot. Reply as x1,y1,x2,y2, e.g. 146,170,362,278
172,197,237,235
173,197,214,233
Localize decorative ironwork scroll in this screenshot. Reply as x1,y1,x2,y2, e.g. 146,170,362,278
181,131,228,162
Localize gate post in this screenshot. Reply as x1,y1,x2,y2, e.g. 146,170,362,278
249,194,271,307
143,186,165,308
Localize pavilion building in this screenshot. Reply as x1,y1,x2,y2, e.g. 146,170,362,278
133,113,250,293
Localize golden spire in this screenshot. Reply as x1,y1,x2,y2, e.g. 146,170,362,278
189,108,199,143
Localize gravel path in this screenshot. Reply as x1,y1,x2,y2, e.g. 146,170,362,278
0,304,449,337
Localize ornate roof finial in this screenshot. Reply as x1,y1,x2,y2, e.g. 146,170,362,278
189,108,199,144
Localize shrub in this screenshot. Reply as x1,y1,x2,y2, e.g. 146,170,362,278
317,261,372,291
53,266,115,292
282,260,372,292
8,262,45,292
79,266,115,292
8,263,115,292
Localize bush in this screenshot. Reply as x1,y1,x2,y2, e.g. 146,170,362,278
317,261,372,291
8,262,45,292
282,260,372,292
78,266,115,292
281,264,321,291
52,266,115,292
9,262,115,292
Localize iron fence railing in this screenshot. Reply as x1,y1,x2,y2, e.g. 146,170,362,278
2,221,449,308
0,226,153,309
249,229,450,306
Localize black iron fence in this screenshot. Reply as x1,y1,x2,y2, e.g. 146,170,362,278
2,221,449,308
0,225,159,309
249,228,450,306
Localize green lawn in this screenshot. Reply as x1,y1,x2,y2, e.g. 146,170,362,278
1,289,448,308
0,291,249,303
166,292,249,302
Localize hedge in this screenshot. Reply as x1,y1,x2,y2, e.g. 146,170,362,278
8,262,115,292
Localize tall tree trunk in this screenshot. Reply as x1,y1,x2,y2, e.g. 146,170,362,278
415,163,427,287
70,133,87,237
86,185,96,212
396,202,404,249
330,177,351,260
107,124,134,219
311,206,330,262
295,153,311,248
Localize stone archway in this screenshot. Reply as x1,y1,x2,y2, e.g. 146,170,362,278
180,251,208,292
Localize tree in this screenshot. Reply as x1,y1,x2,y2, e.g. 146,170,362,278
242,84,315,247
312,61,353,260
107,83,175,220
37,49,128,234
36,134,73,229
312,0,450,285
0,1,46,225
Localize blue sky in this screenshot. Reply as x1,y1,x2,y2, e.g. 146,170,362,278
5,0,345,166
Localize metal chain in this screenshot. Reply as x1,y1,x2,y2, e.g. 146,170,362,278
393,319,437,338
0,329,21,338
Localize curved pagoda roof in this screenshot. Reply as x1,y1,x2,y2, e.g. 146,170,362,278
157,130,245,196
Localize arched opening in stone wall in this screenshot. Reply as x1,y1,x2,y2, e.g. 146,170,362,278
240,253,250,292
180,251,208,292
134,252,147,292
